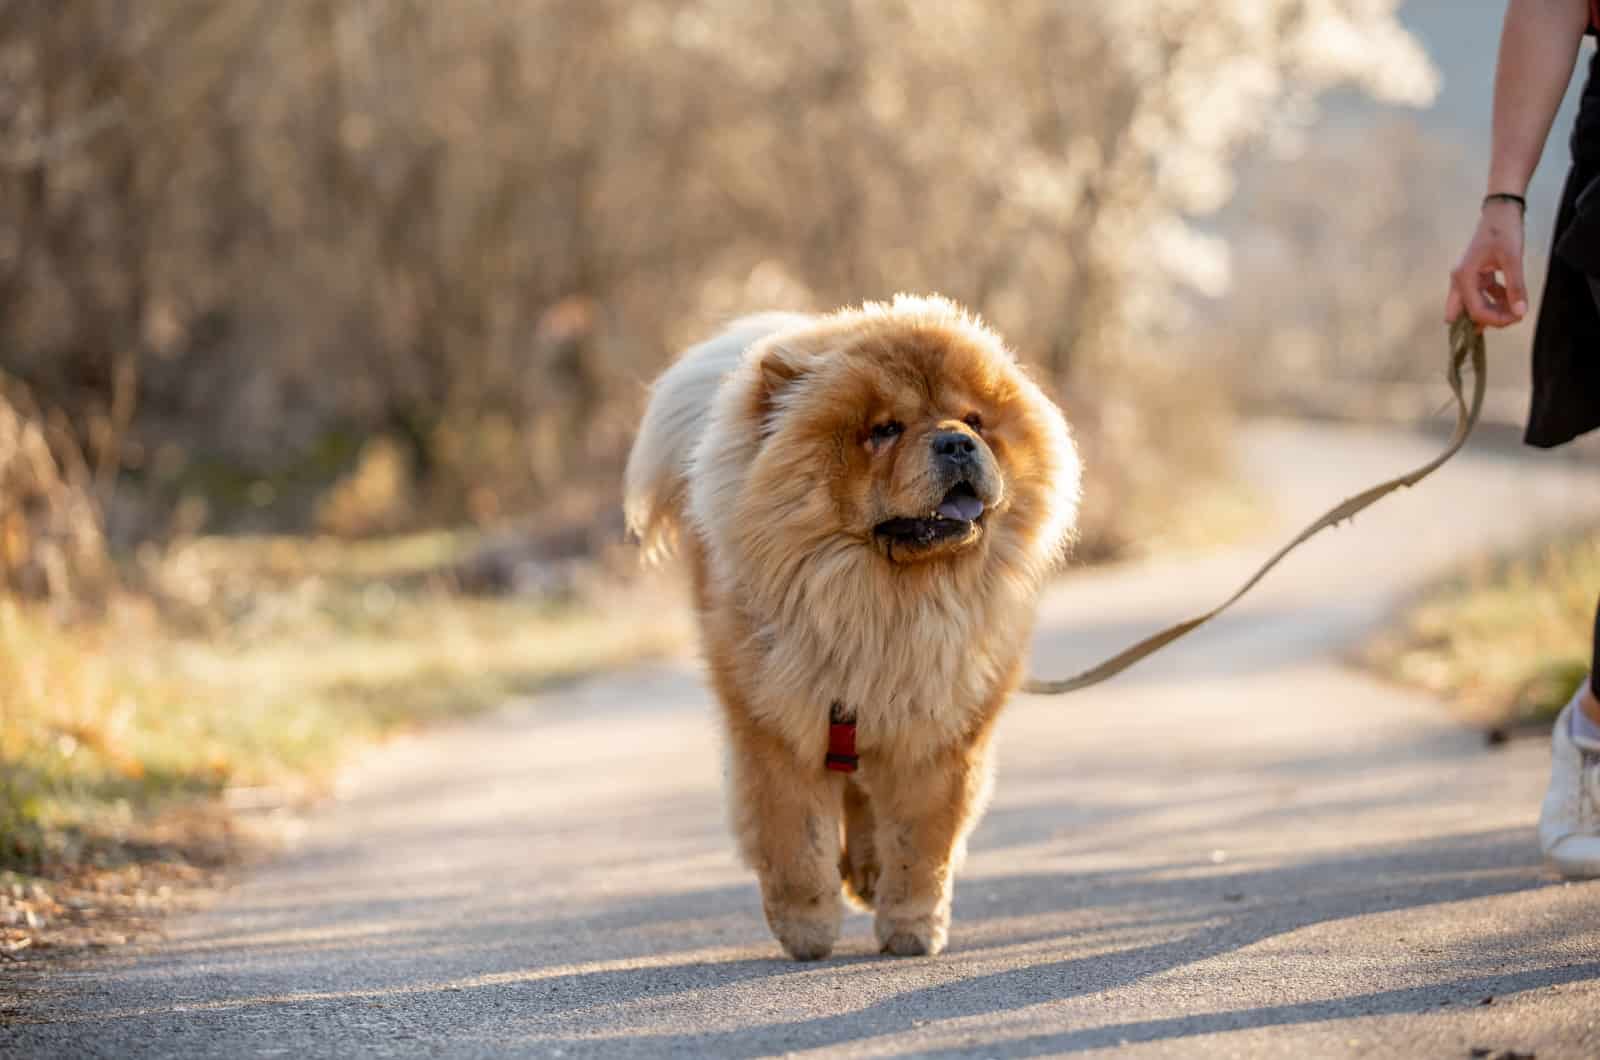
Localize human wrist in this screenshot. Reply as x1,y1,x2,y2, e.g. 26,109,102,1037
1483,191,1527,214
1481,195,1526,227
1485,160,1529,200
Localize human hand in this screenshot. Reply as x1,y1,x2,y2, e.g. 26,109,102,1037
1445,199,1528,328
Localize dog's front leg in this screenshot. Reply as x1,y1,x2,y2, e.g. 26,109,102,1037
863,742,992,956
726,719,843,961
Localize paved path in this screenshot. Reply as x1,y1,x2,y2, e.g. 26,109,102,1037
9,422,1600,1059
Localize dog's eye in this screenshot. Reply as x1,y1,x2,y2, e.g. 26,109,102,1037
963,412,983,431
869,420,903,442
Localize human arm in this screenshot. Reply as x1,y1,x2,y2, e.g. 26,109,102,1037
1446,0,1591,327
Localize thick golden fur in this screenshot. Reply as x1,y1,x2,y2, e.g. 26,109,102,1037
625,294,1080,959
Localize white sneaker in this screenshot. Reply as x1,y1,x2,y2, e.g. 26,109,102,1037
1538,696,1600,878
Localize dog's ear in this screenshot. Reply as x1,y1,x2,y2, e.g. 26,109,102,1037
751,343,823,437
748,333,831,437
757,342,814,399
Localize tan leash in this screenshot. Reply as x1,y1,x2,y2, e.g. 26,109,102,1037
1022,317,1488,696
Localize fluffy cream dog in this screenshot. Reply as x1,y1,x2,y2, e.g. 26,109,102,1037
625,295,1079,959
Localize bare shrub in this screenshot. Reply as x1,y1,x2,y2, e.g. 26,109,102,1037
0,379,108,608
1209,121,1483,406
0,1,1435,556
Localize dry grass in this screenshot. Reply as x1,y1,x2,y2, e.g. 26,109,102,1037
1364,527,1599,730
0,532,689,958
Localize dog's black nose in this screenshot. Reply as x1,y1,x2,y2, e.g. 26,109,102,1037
931,430,977,467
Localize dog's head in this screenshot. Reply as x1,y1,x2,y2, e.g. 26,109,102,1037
699,296,1079,589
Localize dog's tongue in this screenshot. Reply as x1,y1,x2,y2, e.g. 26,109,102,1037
936,489,985,522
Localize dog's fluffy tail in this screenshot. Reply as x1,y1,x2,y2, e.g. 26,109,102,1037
624,313,808,563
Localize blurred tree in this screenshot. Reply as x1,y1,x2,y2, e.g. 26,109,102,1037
0,0,1434,555
1211,119,1502,411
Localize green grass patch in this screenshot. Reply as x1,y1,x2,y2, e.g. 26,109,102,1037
0,533,687,877
1364,525,1599,728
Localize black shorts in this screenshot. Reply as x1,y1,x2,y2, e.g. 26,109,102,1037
1527,49,1600,448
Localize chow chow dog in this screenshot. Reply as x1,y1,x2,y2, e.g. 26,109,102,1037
624,295,1080,959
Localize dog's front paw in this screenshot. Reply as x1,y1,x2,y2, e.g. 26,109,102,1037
875,913,948,957
770,913,839,961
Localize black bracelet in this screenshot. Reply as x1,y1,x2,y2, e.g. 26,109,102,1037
1483,192,1527,213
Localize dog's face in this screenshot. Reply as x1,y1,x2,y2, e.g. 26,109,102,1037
738,302,1076,575
791,339,1011,565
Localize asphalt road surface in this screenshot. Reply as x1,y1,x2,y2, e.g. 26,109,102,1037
9,421,1600,1059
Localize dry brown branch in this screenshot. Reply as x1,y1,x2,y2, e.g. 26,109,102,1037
0,0,1432,558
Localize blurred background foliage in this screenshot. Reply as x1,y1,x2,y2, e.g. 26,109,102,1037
2,0,1438,576
25,0,1579,935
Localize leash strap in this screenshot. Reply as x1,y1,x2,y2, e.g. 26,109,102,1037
1023,318,1487,696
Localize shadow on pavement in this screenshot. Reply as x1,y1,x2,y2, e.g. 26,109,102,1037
522,827,1569,1056
18,826,1583,1060
908,960,1600,1058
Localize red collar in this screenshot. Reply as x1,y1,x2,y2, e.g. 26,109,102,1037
826,703,858,772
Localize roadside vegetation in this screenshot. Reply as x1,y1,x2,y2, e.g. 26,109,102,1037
1,530,688,958
1365,526,1600,734
2,0,1435,961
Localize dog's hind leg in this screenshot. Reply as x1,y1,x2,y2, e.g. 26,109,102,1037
839,779,879,910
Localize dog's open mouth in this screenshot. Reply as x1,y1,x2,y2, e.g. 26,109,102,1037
873,482,986,548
